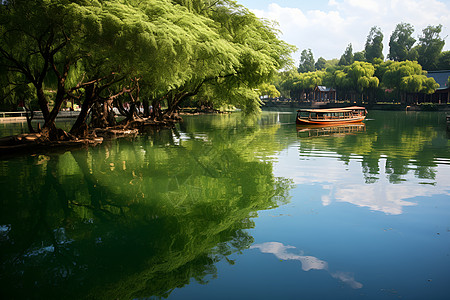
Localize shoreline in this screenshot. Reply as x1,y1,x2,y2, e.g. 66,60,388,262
261,101,450,111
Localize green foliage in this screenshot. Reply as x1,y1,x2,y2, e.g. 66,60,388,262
293,71,324,92
341,61,378,92
388,23,416,61
418,103,439,111
277,58,439,103
324,58,339,69
298,49,315,73
406,46,419,61
378,60,438,95
365,26,384,62
315,57,327,70
380,60,424,88
0,0,296,130
257,83,281,98
354,51,366,62
339,43,354,66
400,75,437,94
437,51,450,70
416,25,445,71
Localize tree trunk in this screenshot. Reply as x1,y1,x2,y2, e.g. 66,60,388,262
143,98,150,117
151,100,163,121
90,99,117,129
43,88,65,131
35,85,50,120
70,83,96,137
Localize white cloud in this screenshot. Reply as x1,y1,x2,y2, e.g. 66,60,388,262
249,0,450,62
251,242,363,289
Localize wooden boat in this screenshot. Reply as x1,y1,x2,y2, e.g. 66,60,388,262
296,106,367,125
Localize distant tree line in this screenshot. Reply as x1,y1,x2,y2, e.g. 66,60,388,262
278,59,439,104
279,23,449,104
298,23,449,73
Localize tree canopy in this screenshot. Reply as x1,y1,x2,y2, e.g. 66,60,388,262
0,0,295,139
315,57,327,70
298,49,315,73
388,23,416,62
416,25,446,71
277,59,438,104
365,26,384,63
339,43,354,66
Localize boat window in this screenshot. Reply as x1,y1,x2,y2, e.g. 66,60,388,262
298,111,310,118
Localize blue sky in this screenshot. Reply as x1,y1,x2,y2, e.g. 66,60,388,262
236,0,450,63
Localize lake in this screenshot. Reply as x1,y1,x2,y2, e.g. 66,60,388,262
0,110,449,299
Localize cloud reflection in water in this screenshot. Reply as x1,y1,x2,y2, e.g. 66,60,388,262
274,148,450,215
251,242,363,289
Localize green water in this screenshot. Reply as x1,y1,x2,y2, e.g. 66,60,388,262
0,110,449,299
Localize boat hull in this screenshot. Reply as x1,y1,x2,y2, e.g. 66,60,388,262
296,116,366,125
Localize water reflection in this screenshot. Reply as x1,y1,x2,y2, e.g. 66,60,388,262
1,111,449,299
251,242,363,289
281,111,450,215
279,155,450,215
297,123,366,138
0,122,294,299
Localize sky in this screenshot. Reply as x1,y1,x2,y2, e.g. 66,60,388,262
236,0,450,63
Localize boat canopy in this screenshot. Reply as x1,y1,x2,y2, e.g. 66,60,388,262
296,106,366,113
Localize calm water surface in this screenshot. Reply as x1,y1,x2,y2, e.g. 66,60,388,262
0,110,449,299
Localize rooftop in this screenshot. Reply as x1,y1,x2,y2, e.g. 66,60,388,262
426,70,450,90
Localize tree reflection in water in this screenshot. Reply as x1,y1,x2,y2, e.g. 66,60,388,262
0,123,294,299
286,111,450,215
294,111,450,184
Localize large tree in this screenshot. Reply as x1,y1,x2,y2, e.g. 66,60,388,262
0,0,295,140
388,23,416,62
298,49,315,73
416,25,445,71
315,57,327,70
365,26,384,63
330,61,379,102
379,60,438,103
0,0,83,138
338,43,354,66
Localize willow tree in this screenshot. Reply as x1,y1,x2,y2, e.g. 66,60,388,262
0,0,82,139
346,61,379,102
280,70,324,101
66,0,224,131
0,0,136,137
163,0,296,115
379,60,438,103
323,62,378,102
279,70,302,100
1,0,295,141
257,83,281,99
